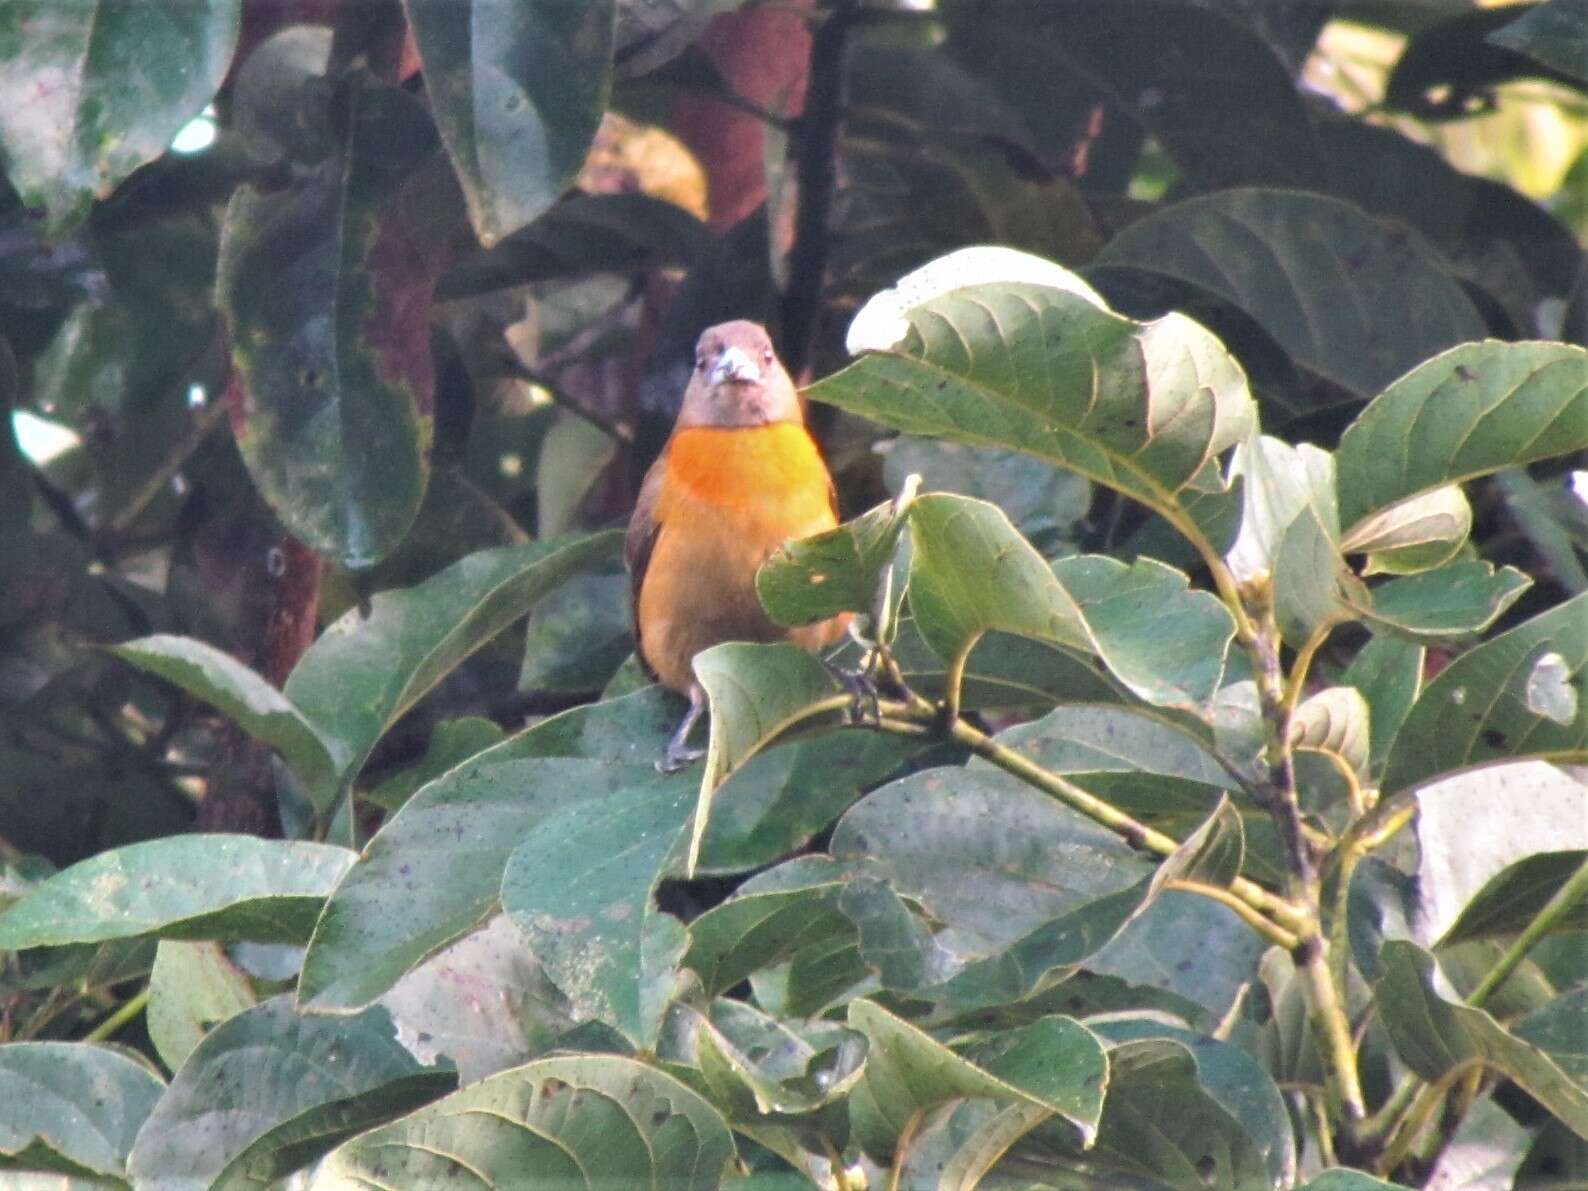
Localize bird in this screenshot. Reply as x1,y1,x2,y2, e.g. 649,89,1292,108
626,320,851,772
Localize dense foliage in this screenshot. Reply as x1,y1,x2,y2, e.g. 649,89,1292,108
1,1,1586,1188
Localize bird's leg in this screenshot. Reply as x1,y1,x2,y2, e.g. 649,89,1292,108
825,659,881,725
658,683,708,773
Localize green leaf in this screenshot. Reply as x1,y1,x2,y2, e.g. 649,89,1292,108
312,1055,734,1188
683,856,866,999
892,1098,1053,1191
1382,592,1588,796
126,998,454,1190
1336,341,1588,534
1489,0,1588,86
518,562,633,695
907,494,1234,709
0,836,354,950
1376,941,1588,1136
0,1,241,229
364,716,506,813
500,776,693,1048
0,1042,164,1180
402,0,615,246
1297,1172,1409,1191
1343,634,1425,772
1515,988,1588,1087
379,915,577,1085
1356,562,1532,640
695,732,921,876
846,999,1108,1159
111,635,342,797
757,498,910,628
1096,188,1485,398
811,247,1254,543
1340,485,1472,576
218,81,444,566
1090,1020,1296,1190
298,687,679,1012
285,532,621,811
146,941,258,1073
676,999,866,1120
1291,686,1371,776
1029,1034,1284,1191
880,434,1091,557
1439,851,1588,946
690,642,848,873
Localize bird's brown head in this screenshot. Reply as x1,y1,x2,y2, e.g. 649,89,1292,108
675,320,802,429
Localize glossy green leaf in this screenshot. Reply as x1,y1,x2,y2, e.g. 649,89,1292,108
1343,634,1425,772
312,1055,734,1188
1382,592,1588,796
810,247,1254,543
402,0,616,246
111,634,342,796
1356,561,1532,640
846,999,1108,1158
0,836,354,950
298,687,679,1013
0,1042,164,1180
1376,941,1588,1135
218,82,443,566
908,494,1234,708
500,775,693,1048
0,0,241,228
285,532,621,811
127,997,454,1190
1097,188,1485,398
757,498,909,628
1489,0,1588,86
1336,341,1588,533
1440,850,1588,946
146,941,257,1073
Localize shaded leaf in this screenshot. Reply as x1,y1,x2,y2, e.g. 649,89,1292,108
285,532,621,812
219,81,444,566
758,498,909,629
0,1042,164,1180
111,634,341,798
0,0,241,228
364,716,506,813
1343,634,1425,772
1382,592,1588,796
1336,341,1588,534
0,836,354,950
1490,0,1588,85
146,941,258,1073
127,997,454,1190
518,562,632,695
1376,941,1588,1136
312,1054,733,1188
676,999,866,1120
846,999,1107,1159
1440,850,1588,947
402,0,615,246
1291,686,1371,776
1096,188,1484,398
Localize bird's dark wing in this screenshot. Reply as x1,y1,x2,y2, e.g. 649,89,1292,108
625,455,666,681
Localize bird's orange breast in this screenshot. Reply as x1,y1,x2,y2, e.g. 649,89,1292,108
638,423,847,691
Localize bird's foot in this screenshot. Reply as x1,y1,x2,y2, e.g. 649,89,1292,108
655,742,706,774
827,661,881,725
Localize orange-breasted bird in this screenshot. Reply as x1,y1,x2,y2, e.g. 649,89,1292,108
626,320,851,772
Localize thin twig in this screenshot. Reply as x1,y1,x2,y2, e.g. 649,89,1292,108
83,987,149,1043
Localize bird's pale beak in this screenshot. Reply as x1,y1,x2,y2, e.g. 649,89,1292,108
710,345,762,386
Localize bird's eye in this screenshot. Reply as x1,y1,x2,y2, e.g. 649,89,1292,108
761,347,774,365
694,355,704,371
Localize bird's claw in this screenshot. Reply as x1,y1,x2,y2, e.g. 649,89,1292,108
656,743,705,774
828,662,881,725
